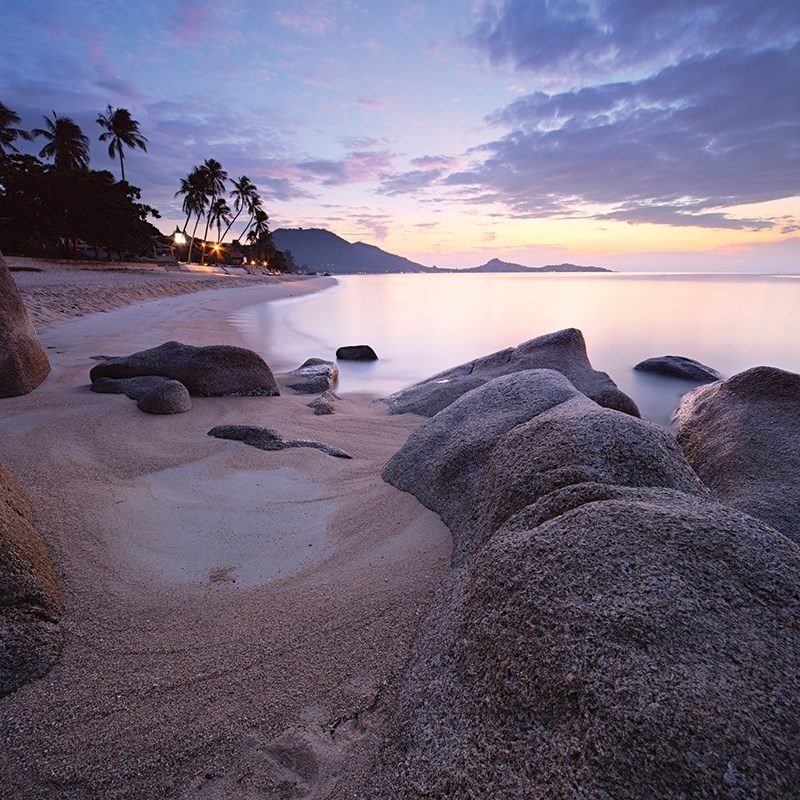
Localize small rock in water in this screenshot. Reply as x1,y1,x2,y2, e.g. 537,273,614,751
634,355,722,383
208,424,352,459
336,344,378,361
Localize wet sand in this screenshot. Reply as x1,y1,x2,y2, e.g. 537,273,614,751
0,279,450,799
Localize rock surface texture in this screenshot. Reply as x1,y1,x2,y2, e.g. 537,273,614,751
307,389,339,415
634,355,723,382
336,345,378,360
0,463,63,697
384,328,639,417
371,367,800,799
91,375,192,414
89,341,279,397
208,425,352,459
0,251,50,398
674,366,800,544
283,358,339,394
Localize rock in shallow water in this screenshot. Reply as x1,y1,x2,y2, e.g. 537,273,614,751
634,354,722,382
0,463,63,698
0,251,50,398
371,367,800,798
283,358,339,394
674,365,800,544
336,344,378,360
89,341,279,397
91,375,192,414
384,327,639,418
208,425,352,459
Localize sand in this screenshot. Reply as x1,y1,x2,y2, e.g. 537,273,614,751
0,273,450,799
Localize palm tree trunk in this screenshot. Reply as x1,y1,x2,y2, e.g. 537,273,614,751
120,146,125,183
220,207,242,243
239,214,255,241
187,214,201,263
200,214,212,265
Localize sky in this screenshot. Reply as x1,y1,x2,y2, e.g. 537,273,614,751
1,0,799,271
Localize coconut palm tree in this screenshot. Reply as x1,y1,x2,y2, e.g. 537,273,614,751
96,105,147,183
197,158,228,264
246,207,271,262
208,197,232,261
32,111,90,170
0,102,32,156
174,165,208,263
221,175,257,243
239,193,263,242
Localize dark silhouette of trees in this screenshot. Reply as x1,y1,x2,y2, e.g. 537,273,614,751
174,165,208,263
32,111,90,170
0,103,32,156
197,158,227,264
222,175,257,243
96,105,147,183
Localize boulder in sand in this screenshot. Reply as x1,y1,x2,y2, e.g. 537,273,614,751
89,341,279,397
674,365,800,543
372,367,800,798
634,354,722,382
336,345,378,361
209,425,352,459
91,375,192,415
384,328,638,417
0,251,50,398
283,358,339,394
307,389,339,415
0,463,63,697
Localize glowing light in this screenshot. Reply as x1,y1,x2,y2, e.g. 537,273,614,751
173,231,186,245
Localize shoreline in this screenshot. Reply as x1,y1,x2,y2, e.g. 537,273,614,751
0,278,450,799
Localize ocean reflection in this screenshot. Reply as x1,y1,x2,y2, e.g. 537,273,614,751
232,273,800,425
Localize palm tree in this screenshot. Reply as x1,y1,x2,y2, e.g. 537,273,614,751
32,111,90,170
96,105,147,183
208,198,232,262
174,165,208,263
247,207,271,262
0,102,32,156
239,193,263,242
221,175,257,243
197,158,227,264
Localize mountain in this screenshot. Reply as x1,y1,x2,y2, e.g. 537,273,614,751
460,257,612,274
271,228,434,274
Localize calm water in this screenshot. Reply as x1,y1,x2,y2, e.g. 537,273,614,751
232,273,800,424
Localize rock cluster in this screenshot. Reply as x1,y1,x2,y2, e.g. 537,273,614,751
634,354,722,382
384,328,639,417
283,358,339,394
89,341,279,397
371,365,800,798
208,425,352,459
91,376,192,415
0,463,63,698
0,251,50,398
675,365,800,543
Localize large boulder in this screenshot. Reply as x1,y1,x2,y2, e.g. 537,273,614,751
91,375,192,415
282,358,339,394
0,251,50,398
384,328,638,417
384,369,700,563
372,367,800,798
89,341,279,397
0,463,63,697
674,366,800,544
370,496,800,799
634,354,722,383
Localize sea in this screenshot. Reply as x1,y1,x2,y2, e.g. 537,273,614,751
232,272,800,425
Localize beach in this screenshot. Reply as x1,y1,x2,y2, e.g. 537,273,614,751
0,270,450,799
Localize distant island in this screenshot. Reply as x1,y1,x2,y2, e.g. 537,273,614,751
271,228,613,274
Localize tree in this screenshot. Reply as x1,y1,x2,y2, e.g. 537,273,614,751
32,111,90,170
96,105,147,183
174,165,208,263
207,197,232,262
221,175,257,243
0,103,32,156
239,193,263,242
197,158,227,264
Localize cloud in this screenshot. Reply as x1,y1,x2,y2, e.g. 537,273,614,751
443,44,800,229
467,0,800,82
379,168,446,195
296,150,394,186
274,2,339,36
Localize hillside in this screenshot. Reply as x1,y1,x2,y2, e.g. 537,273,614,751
461,257,611,273
271,228,434,274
